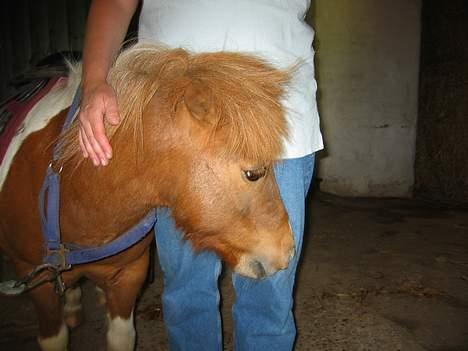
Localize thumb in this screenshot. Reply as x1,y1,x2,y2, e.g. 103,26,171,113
104,99,121,125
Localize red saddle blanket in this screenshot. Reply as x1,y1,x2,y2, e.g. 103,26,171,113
0,77,63,165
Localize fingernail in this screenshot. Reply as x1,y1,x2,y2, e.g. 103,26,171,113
106,152,112,159
92,158,99,166
101,158,108,166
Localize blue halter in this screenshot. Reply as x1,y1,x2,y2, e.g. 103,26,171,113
38,89,157,269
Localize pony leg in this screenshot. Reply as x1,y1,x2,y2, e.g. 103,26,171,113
64,285,84,329
104,250,150,351
29,282,68,351
38,323,68,351
106,310,135,351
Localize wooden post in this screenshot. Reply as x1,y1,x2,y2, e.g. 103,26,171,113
29,0,50,64
11,0,32,75
0,1,14,98
48,0,69,54
67,0,90,54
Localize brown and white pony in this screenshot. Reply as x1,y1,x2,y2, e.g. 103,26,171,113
0,44,293,351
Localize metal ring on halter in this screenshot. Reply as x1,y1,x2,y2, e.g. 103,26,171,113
48,162,63,174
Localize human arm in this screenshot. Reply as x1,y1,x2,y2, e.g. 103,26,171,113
79,0,139,166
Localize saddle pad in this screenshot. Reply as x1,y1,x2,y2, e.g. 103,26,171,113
0,77,62,165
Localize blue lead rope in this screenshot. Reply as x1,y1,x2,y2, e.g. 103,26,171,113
38,88,157,268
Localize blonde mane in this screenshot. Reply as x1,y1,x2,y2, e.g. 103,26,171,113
59,43,291,164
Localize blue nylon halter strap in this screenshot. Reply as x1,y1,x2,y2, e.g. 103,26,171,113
38,89,157,268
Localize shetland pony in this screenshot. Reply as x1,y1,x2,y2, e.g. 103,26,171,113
0,44,293,351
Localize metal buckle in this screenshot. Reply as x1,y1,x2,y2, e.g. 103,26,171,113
46,244,71,272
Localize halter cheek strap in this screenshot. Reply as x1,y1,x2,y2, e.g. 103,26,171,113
38,88,157,270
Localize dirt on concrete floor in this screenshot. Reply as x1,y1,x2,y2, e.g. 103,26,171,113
1,192,467,350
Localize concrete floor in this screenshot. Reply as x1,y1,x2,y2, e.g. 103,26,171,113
1,192,467,350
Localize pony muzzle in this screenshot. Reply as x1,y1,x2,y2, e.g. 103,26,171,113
235,244,295,279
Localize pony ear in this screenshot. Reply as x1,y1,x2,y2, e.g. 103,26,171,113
183,80,214,123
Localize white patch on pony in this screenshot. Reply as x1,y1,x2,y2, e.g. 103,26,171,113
37,322,68,351
64,285,82,314
95,285,107,306
0,64,81,191
106,311,135,351
64,286,83,328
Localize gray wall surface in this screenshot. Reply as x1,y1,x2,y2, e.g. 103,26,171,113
311,0,421,197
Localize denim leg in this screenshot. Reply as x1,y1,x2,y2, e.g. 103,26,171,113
155,208,223,351
232,154,315,351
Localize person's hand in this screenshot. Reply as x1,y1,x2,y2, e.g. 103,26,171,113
79,82,120,166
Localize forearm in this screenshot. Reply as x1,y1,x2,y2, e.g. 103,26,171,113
82,0,139,89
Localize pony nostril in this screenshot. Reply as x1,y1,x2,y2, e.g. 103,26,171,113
249,259,267,279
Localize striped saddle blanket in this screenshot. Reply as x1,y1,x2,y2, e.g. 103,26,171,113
0,77,63,165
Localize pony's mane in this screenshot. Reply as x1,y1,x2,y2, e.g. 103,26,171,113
59,43,291,164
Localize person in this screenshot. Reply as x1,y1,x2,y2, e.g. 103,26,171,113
79,0,323,350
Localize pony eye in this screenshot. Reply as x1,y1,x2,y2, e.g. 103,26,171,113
243,167,267,182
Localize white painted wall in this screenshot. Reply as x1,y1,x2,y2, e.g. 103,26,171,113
311,0,421,197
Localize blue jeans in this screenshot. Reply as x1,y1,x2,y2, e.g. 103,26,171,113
155,154,315,350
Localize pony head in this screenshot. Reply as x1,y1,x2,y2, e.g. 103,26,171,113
61,44,295,279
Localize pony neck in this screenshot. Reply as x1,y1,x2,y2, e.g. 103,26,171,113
59,144,161,246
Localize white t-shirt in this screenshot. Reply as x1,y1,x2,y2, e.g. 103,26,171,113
139,0,323,158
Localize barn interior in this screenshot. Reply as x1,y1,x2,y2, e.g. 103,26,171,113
0,0,467,350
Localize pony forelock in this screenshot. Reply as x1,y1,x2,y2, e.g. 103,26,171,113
58,43,291,164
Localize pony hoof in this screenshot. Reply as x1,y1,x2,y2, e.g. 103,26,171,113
64,309,84,329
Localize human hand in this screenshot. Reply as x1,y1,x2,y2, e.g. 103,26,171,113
78,82,120,166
